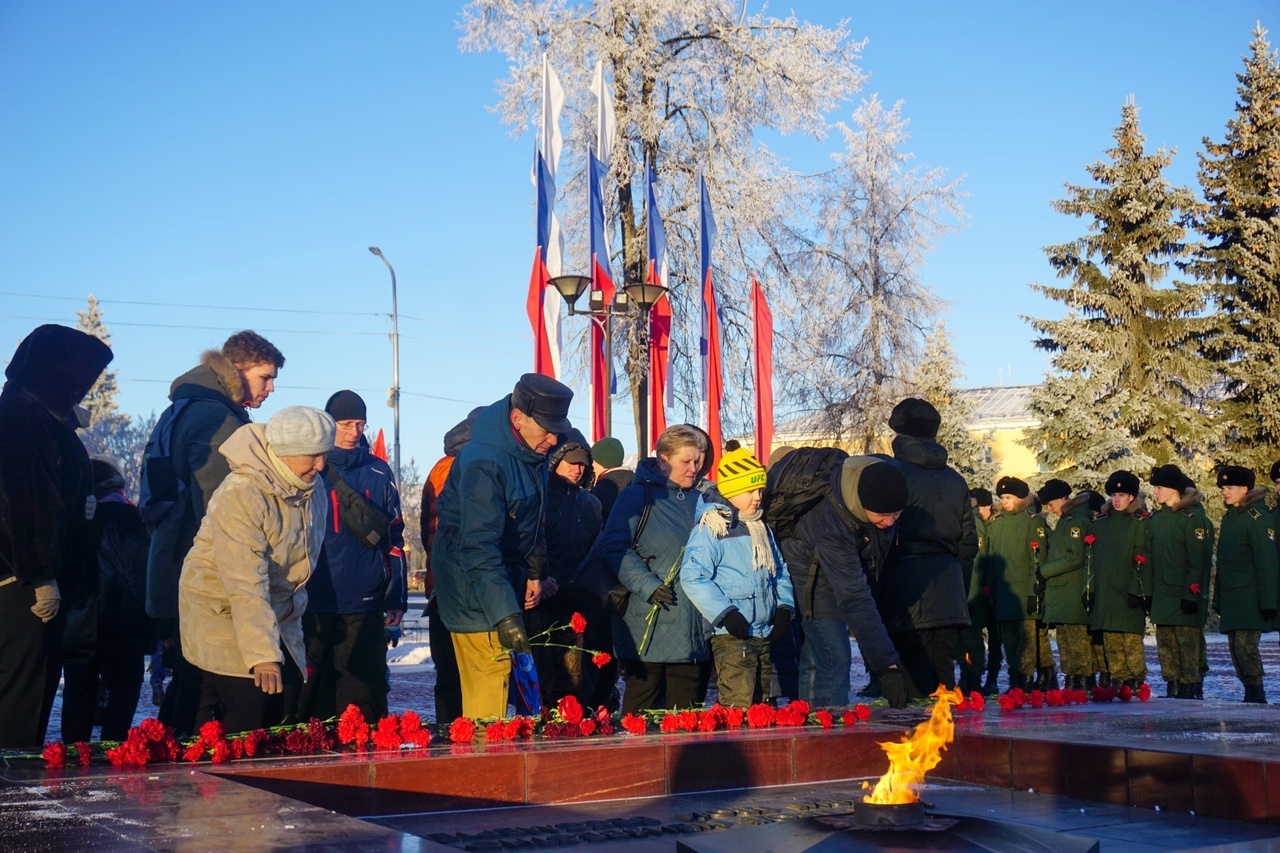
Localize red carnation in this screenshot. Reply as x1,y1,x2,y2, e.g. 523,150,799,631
1029,689,1044,708
678,710,699,732
74,742,92,766
570,612,588,634
997,694,1016,712
1117,684,1133,702
198,720,225,744
1134,555,1146,565
659,714,680,734
209,740,232,764
400,711,430,748
1189,583,1201,596
815,709,834,729
1030,541,1040,551
841,710,857,727
1045,689,1064,706
1084,534,1096,545
697,712,719,733
557,695,584,724
448,717,477,744
853,704,872,722
229,738,245,760
139,718,169,743
337,704,370,747
42,741,67,769
484,722,507,744
543,722,565,739
621,713,647,735
579,719,597,737
725,707,745,728
787,699,811,716
746,703,776,728
968,692,986,712
596,717,614,736
372,716,403,751
183,741,206,762
591,652,612,668
1137,682,1152,702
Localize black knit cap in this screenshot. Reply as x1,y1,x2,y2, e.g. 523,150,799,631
325,389,367,422
995,476,1030,499
1036,478,1071,504
1270,460,1280,483
969,487,993,507
1217,465,1255,489
1150,464,1187,491
1104,470,1141,496
858,462,909,514
512,373,573,433
888,398,941,439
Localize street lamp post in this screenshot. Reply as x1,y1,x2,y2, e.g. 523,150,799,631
622,280,667,456
368,246,401,488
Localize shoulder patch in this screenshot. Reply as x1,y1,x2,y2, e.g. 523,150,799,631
977,535,984,548
1194,528,1207,541
1069,526,1081,539
1249,507,1263,520
1036,526,1046,538
1181,509,1194,518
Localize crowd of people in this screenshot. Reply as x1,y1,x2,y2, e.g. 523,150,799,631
1,322,1278,750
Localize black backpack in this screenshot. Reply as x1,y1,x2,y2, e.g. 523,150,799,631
763,447,849,540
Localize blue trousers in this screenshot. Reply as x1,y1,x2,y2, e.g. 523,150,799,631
798,617,851,707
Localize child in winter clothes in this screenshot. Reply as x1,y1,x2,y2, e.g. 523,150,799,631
681,442,795,708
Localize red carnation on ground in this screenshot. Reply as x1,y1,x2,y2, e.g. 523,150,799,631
1028,689,1044,708
746,703,776,728
854,704,872,722
968,692,986,712
337,704,370,747
183,741,206,762
198,720,225,744
372,715,403,751
484,722,507,744
997,694,1017,712
841,709,857,726
1072,689,1089,705
788,699,811,716
579,719,597,737
1117,684,1133,702
591,652,612,668
815,709,834,729
697,712,719,733
543,722,566,739
399,711,429,747
1084,534,1096,545
1090,686,1114,703
621,713,647,735
448,717,477,744
570,612,588,634
725,707,745,728
1136,683,1152,702
210,739,232,764
229,738,245,760
596,717,614,736
557,695,584,724
677,710,699,732
74,742,92,766
1045,689,1064,707
776,706,805,727
659,714,680,734
43,741,66,769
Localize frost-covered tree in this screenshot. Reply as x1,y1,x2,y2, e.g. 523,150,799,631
460,2,953,444
910,323,999,487
776,96,964,449
75,296,150,499
1023,98,1212,483
1187,24,1280,471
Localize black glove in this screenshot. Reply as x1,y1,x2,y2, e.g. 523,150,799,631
648,584,676,609
496,614,531,655
1262,608,1278,622
721,609,751,640
1180,598,1199,615
771,607,792,635
879,668,908,709
606,583,631,617
526,543,548,581
1126,593,1144,610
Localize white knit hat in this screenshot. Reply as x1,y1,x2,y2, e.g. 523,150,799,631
266,406,336,456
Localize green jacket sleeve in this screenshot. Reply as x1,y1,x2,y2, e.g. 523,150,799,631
1040,521,1086,579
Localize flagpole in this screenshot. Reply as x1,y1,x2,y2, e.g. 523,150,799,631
368,246,401,487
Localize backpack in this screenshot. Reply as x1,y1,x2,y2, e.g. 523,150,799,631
137,399,192,529
762,447,849,541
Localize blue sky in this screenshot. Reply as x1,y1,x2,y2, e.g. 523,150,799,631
0,1,1270,473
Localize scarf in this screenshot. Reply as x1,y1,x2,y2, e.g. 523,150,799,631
703,505,775,574
267,445,317,493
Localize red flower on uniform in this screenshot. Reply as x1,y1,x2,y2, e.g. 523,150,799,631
557,695,584,724
1030,541,1040,551
659,714,680,733
746,703,776,728
621,713,647,735
1189,583,1201,596
42,741,66,769
1084,534,1096,545
1134,555,1146,565
448,717,477,744
592,652,612,668
570,612,588,634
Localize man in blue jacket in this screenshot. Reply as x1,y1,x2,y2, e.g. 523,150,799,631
298,391,405,722
432,374,573,720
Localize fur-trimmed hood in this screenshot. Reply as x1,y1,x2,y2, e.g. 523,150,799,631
1234,487,1270,509
1000,493,1035,515
1099,493,1148,517
1059,492,1094,515
1169,487,1203,514
169,349,246,409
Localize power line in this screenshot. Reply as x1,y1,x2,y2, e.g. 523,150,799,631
0,314,386,337
0,291,386,318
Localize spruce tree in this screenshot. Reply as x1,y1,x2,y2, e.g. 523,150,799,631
1188,25,1280,472
75,295,148,499
911,323,1000,487
1024,98,1211,484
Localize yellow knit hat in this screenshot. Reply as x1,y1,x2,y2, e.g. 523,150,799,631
717,440,767,498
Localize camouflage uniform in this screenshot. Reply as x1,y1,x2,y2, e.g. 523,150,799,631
1214,487,1278,699
1089,497,1152,684
1149,489,1213,696
985,496,1049,689
957,512,1000,691
1039,495,1095,682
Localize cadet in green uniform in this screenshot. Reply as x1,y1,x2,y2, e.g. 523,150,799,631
1213,465,1277,704
1090,471,1152,690
1037,480,1098,692
1148,464,1213,700
985,477,1049,692
957,488,1000,694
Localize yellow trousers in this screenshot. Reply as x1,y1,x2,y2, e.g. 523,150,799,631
451,631,511,721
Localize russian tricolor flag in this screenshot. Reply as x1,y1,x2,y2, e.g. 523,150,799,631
699,175,723,469
588,148,614,442
526,56,564,379
645,164,671,453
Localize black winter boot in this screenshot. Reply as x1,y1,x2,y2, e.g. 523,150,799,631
1243,684,1268,704
1097,672,1112,689
1164,681,1177,698
1006,671,1026,693
1040,666,1059,691
1085,674,1097,691
1189,681,1204,700
981,672,1001,695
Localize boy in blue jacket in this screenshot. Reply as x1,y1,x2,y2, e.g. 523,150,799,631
682,442,795,708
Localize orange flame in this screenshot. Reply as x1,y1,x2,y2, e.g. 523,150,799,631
861,685,962,805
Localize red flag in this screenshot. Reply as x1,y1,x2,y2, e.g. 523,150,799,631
526,246,556,377
699,178,722,472
751,276,773,465
371,428,388,462
647,294,671,454
589,150,614,442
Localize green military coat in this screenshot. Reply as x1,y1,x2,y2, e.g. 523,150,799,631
1213,489,1278,633
1149,490,1213,627
984,497,1049,622
1039,495,1094,626
1089,497,1152,635
968,514,988,606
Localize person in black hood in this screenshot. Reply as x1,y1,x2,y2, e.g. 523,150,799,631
527,430,604,706
0,324,112,748
882,398,979,699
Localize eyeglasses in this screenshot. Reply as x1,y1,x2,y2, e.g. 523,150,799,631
335,420,367,433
